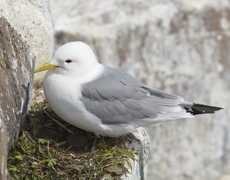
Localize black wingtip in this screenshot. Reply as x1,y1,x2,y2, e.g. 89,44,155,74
185,103,223,115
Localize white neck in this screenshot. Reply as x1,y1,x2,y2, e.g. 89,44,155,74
76,63,104,84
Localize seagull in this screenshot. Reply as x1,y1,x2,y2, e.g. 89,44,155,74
34,41,222,137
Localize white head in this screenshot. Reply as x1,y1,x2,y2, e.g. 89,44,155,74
35,41,102,79
52,42,100,76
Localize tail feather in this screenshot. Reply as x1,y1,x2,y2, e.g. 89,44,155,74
184,103,223,115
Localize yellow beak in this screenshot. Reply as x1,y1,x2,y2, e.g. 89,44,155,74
34,61,59,73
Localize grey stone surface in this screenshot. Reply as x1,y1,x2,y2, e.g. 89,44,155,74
0,0,54,68
0,120,9,180
0,0,55,103
0,16,35,147
49,0,230,179
121,128,150,180
0,16,35,179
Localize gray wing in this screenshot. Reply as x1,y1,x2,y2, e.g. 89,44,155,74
80,66,184,125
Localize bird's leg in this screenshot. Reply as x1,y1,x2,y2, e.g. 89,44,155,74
115,137,119,144
91,133,98,152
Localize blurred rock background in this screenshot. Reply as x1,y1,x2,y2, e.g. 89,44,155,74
49,0,230,180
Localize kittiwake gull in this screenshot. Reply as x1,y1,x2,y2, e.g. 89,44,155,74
34,41,222,137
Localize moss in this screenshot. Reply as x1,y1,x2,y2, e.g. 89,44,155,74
8,102,141,180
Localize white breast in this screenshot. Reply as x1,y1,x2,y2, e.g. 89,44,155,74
43,71,103,133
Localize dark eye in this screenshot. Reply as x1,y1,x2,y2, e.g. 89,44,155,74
65,59,72,63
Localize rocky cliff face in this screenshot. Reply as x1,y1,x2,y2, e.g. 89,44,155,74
0,0,55,103
0,17,35,148
49,0,230,179
0,16,35,180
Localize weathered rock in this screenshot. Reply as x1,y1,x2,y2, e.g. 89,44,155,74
0,16,35,147
0,0,54,103
121,128,150,180
0,0,54,68
0,120,9,180
49,0,230,179
0,16,35,179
